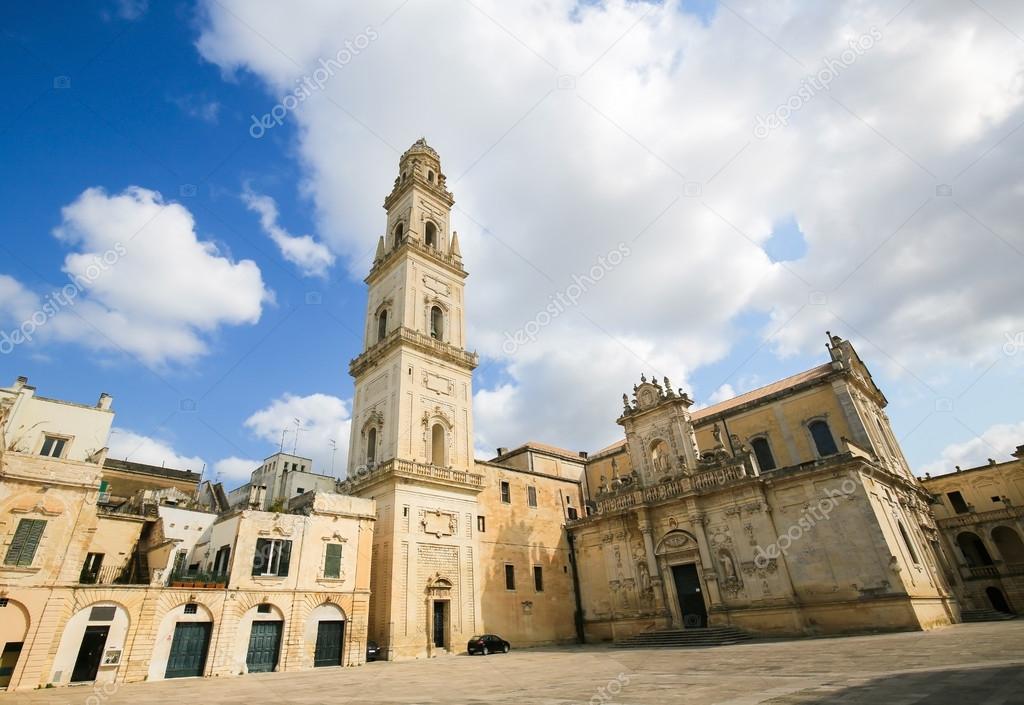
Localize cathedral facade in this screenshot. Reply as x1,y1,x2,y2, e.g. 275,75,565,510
340,140,958,659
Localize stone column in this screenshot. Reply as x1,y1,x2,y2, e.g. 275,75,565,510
638,514,660,578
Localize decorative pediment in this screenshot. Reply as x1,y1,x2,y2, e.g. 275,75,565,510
426,572,453,596
259,518,294,537
322,531,348,543
421,404,454,428
622,373,693,416
10,495,64,517
655,530,697,555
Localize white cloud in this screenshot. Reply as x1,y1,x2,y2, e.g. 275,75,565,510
197,0,1024,451
707,384,736,405
243,392,351,477
107,427,205,472
171,94,221,124
0,186,271,365
212,456,261,485
242,186,335,277
920,421,1024,476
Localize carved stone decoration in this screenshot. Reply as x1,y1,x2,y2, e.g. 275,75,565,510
421,509,457,538
655,530,697,555
717,549,742,595
422,274,451,297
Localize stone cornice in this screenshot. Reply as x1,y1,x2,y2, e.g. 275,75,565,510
366,237,466,284
338,458,485,496
350,326,479,377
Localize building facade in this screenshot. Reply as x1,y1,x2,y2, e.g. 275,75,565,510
0,377,374,692
922,449,1024,615
569,335,959,639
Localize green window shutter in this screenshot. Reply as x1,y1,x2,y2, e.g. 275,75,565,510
324,543,342,578
5,519,46,567
278,540,292,577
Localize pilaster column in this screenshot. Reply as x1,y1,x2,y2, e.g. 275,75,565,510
637,513,660,578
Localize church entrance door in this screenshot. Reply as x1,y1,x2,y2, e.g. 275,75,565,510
432,600,448,648
671,563,707,628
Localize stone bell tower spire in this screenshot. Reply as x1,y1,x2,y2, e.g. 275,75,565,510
346,138,478,477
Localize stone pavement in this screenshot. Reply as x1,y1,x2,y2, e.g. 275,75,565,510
7,622,1024,704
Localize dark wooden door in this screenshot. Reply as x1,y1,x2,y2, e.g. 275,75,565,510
0,642,23,688
71,626,109,682
671,563,708,628
313,620,344,667
165,622,211,679
246,621,282,673
432,601,446,648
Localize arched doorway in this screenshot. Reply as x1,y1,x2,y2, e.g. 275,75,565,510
238,603,285,674
655,530,708,629
992,526,1024,564
956,531,994,566
51,602,130,685
0,599,29,689
306,602,347,667
148,602,214,681
986,586,1012,614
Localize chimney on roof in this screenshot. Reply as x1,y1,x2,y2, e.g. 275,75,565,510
578,451,589,459
13,376,27,390
496,447,509,457
988,458,997,465
1013,445,1024,460
97,392,113,410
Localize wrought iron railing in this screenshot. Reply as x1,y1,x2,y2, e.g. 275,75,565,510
167,567,230,587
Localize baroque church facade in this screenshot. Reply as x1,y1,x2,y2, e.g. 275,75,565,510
339,139,958,658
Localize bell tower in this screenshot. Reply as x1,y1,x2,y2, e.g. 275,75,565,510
347,138,477,475
342,140,484,660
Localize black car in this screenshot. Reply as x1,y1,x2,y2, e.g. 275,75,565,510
467,634,510,655
366,639,380,661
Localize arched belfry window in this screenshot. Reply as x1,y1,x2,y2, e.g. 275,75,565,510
427,170,435,183
366,427,377,466
393,222,404,249
750,437,776,471
431,423,446,466
430,305,444,340
377,309,388,343
808,420,838,457
425,221,437,248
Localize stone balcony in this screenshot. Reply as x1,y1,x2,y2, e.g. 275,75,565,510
936,505,1023,529
350,326,479,376
569,461,753,526
338,458,485,495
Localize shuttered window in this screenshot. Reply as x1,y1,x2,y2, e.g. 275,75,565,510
5,519,46,567
324,543,343,579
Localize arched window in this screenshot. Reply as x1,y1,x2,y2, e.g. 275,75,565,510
393,222,404,249
377,310,388,343
430,305,444,340
431,423,446,466
957,531,994,566
425,221,437,248
427,170,435,183
992,526,1024,563
808,420,838,457
650,440,669,473
750,437,776,471
366,427,377,466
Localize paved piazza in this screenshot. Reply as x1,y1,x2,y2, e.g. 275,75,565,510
7,622,1024,705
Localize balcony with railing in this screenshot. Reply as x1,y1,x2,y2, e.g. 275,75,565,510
936,505,1023,529
350,326,479,376
339,458,485,495
167,566,230,588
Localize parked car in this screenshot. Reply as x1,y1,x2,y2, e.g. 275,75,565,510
467,634,510,655
366,640,380,661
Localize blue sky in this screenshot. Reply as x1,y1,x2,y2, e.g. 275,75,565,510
1,0,1021,485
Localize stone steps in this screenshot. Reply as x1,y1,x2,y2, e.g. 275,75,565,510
961,608,1017,622
613,626,753,649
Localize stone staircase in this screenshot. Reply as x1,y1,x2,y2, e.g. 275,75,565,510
613,626,753,649
960,608,1017,623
